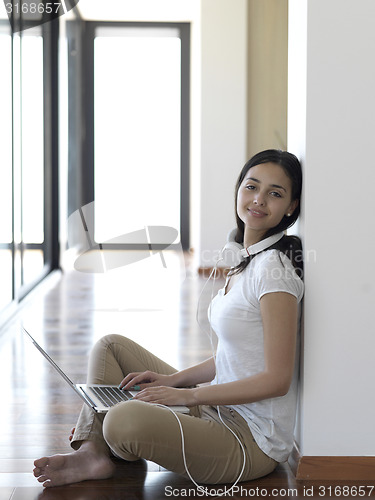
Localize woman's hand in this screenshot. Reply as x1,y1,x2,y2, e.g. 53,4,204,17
118,370,177,391
132,386,196,407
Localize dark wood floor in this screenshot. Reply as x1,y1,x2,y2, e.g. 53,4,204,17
1,252,375,499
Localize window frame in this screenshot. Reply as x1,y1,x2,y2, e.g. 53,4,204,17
80,21,191,251
0,12,59,327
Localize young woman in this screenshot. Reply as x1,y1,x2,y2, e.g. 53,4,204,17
34,149,304,488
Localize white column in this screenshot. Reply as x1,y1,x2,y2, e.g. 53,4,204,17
289,0,375,456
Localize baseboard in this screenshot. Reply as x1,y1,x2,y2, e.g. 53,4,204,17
290,445,375,480
288,442,302,477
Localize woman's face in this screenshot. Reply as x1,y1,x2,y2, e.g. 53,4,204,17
236,162,298,242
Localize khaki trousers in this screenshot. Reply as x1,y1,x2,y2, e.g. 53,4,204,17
71,334,277,484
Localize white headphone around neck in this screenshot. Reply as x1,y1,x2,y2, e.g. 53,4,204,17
223,229,284,260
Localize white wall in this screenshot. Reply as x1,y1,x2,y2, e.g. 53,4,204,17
198,0,248,267
289,0,375,456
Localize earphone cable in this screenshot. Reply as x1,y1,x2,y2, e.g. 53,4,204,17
164,246,246,495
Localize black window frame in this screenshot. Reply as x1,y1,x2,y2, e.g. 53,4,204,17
71,21,191,251
0,9,60,327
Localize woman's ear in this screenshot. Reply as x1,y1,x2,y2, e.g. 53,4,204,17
286,199,299,217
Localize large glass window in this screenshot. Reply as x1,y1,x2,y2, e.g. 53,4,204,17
21,30,45,286
21,33,44,245
0,4,58,325
76,23,190,250
94,29,182,243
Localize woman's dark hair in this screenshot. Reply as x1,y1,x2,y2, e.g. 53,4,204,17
232,149,303,277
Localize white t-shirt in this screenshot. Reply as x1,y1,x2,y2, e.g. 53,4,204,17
209,249,304,462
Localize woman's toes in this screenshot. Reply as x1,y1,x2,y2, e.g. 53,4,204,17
34,457,49,469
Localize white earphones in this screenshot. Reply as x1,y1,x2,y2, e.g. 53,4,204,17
223,229,284,260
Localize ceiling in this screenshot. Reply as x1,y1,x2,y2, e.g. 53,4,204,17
75,0,197,22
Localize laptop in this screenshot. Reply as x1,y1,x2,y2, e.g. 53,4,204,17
22,327,190,414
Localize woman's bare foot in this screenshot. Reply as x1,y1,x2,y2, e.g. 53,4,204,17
33,441,116,488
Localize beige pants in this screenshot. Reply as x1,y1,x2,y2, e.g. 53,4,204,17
71,334,277,484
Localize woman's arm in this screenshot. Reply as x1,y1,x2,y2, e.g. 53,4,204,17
170,357,216,387
133,292,298,407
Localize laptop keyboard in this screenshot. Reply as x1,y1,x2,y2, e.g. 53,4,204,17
90,386,131,407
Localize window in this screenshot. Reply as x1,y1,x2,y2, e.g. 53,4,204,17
0,6,59,326
80,23,190,250
20,30,45,286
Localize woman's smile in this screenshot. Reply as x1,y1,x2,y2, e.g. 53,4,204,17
247,207,267,218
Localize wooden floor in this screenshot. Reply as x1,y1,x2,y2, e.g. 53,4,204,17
1,251,374,499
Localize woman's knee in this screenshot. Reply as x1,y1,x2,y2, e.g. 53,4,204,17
90,334,130,365
87,334,130,385
103,400,151,444
93,334,128,352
